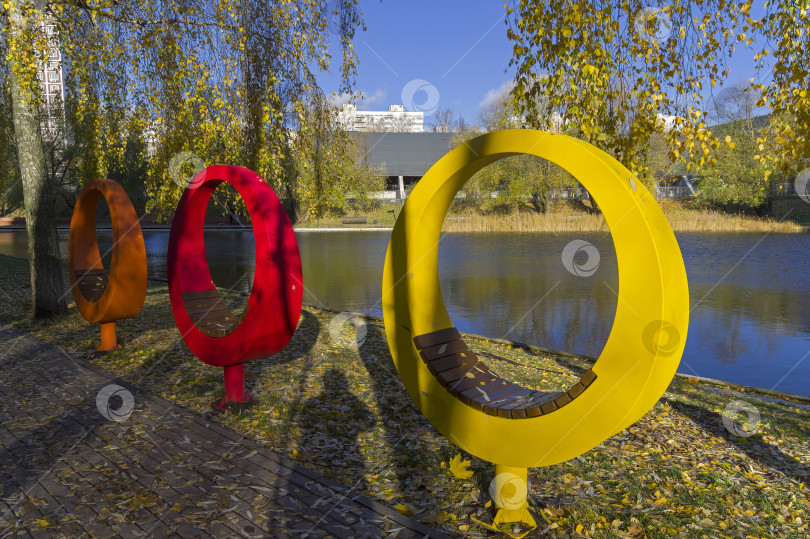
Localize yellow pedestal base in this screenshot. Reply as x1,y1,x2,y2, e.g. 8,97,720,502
471,501,537,538
471,465,538,537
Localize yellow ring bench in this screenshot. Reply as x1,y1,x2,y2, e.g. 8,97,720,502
382,130,689,469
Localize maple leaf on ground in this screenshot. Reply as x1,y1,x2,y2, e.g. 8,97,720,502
448,453,473,480
628,522,645,537
394,503,415,516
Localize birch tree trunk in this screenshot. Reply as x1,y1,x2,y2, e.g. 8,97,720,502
8,0,68,318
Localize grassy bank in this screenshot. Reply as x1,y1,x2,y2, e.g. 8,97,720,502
300,200,806,233
1,254,808,537
440,200,805,233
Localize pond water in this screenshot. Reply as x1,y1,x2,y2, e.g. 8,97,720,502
1,228,808,397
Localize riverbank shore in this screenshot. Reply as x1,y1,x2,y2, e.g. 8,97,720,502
1,254,807,537
294,200,809,233
441,206,807,233
3,200,807,234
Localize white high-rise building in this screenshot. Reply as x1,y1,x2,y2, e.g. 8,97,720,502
36,21,65,138
336,104,423,133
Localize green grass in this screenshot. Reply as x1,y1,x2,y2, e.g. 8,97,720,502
1,253,808,537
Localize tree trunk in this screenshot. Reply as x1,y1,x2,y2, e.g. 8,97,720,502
756,196,774,218
530,190,549,214
8,2,68,318
588,194,601,215
227,210,242,226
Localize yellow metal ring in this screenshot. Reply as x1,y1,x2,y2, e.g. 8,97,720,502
382,130,689,468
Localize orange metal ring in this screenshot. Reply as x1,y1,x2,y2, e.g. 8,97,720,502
68,179,147,325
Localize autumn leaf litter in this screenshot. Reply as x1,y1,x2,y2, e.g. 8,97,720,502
1,256,808,537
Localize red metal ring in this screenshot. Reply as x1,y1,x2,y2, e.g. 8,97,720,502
167,165,303,368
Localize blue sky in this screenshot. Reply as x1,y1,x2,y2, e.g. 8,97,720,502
319,1,768,127
320,0,515,126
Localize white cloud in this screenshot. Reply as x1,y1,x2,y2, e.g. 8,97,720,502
358,88,387,110
329,88,388,110
478,81,515,110
329,92,354,108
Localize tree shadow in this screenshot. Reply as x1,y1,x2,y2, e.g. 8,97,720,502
547,354,592,377
296,368,375,491
662,397,809,483
249,308,319,392
0,395,106,499
235,309,321,452
357,322,425,494
255,308,320,368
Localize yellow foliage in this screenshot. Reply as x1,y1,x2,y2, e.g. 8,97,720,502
505,0,809,183
4,0,369,222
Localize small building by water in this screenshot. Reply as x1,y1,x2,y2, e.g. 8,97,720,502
350,131,454,200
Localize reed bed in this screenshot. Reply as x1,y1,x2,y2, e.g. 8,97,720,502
442,211,609,233
441,207,805,233
292,198,806,233
664,207,804,233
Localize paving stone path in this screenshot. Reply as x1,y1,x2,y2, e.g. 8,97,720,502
0,323,448,538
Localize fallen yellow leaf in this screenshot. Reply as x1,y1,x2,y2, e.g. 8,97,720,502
394,503,414,516
448,453,473,480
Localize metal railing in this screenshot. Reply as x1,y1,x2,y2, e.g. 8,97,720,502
371,184,717,202
549,187,590,200
655,186,690,199
773,183,796,197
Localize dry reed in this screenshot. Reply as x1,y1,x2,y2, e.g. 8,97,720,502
441,207,805,233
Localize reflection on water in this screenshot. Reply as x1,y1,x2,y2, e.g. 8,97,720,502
1,228,808,397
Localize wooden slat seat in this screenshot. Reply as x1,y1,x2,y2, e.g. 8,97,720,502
75,269,108,302
182,290,240,338
447,371,498,395
413,328,597,419
419,339,470,362
413,327,461,349
75,268,107,276
458,379,511,409
181,289,220,300
426,352,477,376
